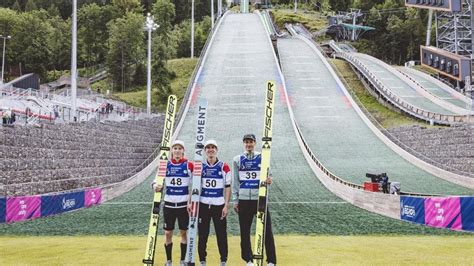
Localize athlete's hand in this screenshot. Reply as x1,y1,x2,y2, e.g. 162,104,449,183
233,203,239,213
221,205,228,219
153,183,163,192
187,202,192,214
265,176,273,185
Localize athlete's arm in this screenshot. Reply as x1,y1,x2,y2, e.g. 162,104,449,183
222,163,232,218
232,156,240,213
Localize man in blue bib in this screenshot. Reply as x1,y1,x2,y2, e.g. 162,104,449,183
232,134,276,266
198,140,232,266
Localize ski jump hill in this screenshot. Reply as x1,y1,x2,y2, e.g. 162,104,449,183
1,12,473,236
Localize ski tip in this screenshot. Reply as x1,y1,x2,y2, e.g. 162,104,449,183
142,259,154,265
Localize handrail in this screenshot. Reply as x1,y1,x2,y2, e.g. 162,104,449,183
296,34,474,190
335,52,473,125
355,52,472,115
259,16,444,198
327,58,474,179
396,68,473,115
400,66,473,106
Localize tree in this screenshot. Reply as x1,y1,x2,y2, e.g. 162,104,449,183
112,0,142,15
172,0,191,24
329,0,351,12
172,19,191,58
24,0,37,11
133,62,147,85
78,3,119,72
11,0,22,12
106,12,145,92
48,16,71,72
151,0,177,103
0,8,20,80
47,4,60,17
9,10,54,78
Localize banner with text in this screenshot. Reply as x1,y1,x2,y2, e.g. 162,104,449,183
6,196,41,223
0,198,5,223
41,191,85,217
400,196,425,225
0,187,103,224
401,196,473,232
425,197,462,230
85,188,102,207
460,197,474,231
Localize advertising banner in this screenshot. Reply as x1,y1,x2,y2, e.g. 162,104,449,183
460,197,474,231
6,196,41,223
85,188,102,208
400,196,425,224
0,198,5,223
41,191,85,217
424,197,462,231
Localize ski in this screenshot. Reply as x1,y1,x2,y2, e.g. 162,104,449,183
253,81,276,266
143,95,178,266
185,98,208,265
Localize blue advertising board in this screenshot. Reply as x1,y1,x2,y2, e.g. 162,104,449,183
0,197,5,223
400,196,425,224
41,191,85,217
460,197,474,231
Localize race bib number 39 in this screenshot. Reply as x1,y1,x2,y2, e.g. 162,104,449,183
239,171,260,180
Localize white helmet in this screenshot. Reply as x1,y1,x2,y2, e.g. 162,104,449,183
204,139,218,150
171,140,185,150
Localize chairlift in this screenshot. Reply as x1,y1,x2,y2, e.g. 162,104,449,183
446,60,452,73
453,63,459,76
434,56,439,68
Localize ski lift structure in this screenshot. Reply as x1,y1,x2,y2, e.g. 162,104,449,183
326,9,375,41
406,0,473,93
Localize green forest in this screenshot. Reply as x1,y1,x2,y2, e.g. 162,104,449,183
272,0,430,65
0,0,218,100
0,0,429,99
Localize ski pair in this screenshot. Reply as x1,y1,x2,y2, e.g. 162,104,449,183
187,82,275,265
143,95,178,265
142,96,208,266
253,81,276,266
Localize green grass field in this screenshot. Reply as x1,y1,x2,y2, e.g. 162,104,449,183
100,58,198,112
1,174,468,236
271,9,327,32
1,235,473,265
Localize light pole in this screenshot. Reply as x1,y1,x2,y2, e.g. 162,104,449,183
71,0,77,121
145,13,159,115
0,35,11,85
191,0,195,58
211,0,215,29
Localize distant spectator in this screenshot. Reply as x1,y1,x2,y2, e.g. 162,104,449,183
110,104,114,113
1,110,6,125
381,173,389,194
25,107,31,117
53,106,59,119
10,111,16,124
88,87,92,95
5,108,12,125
